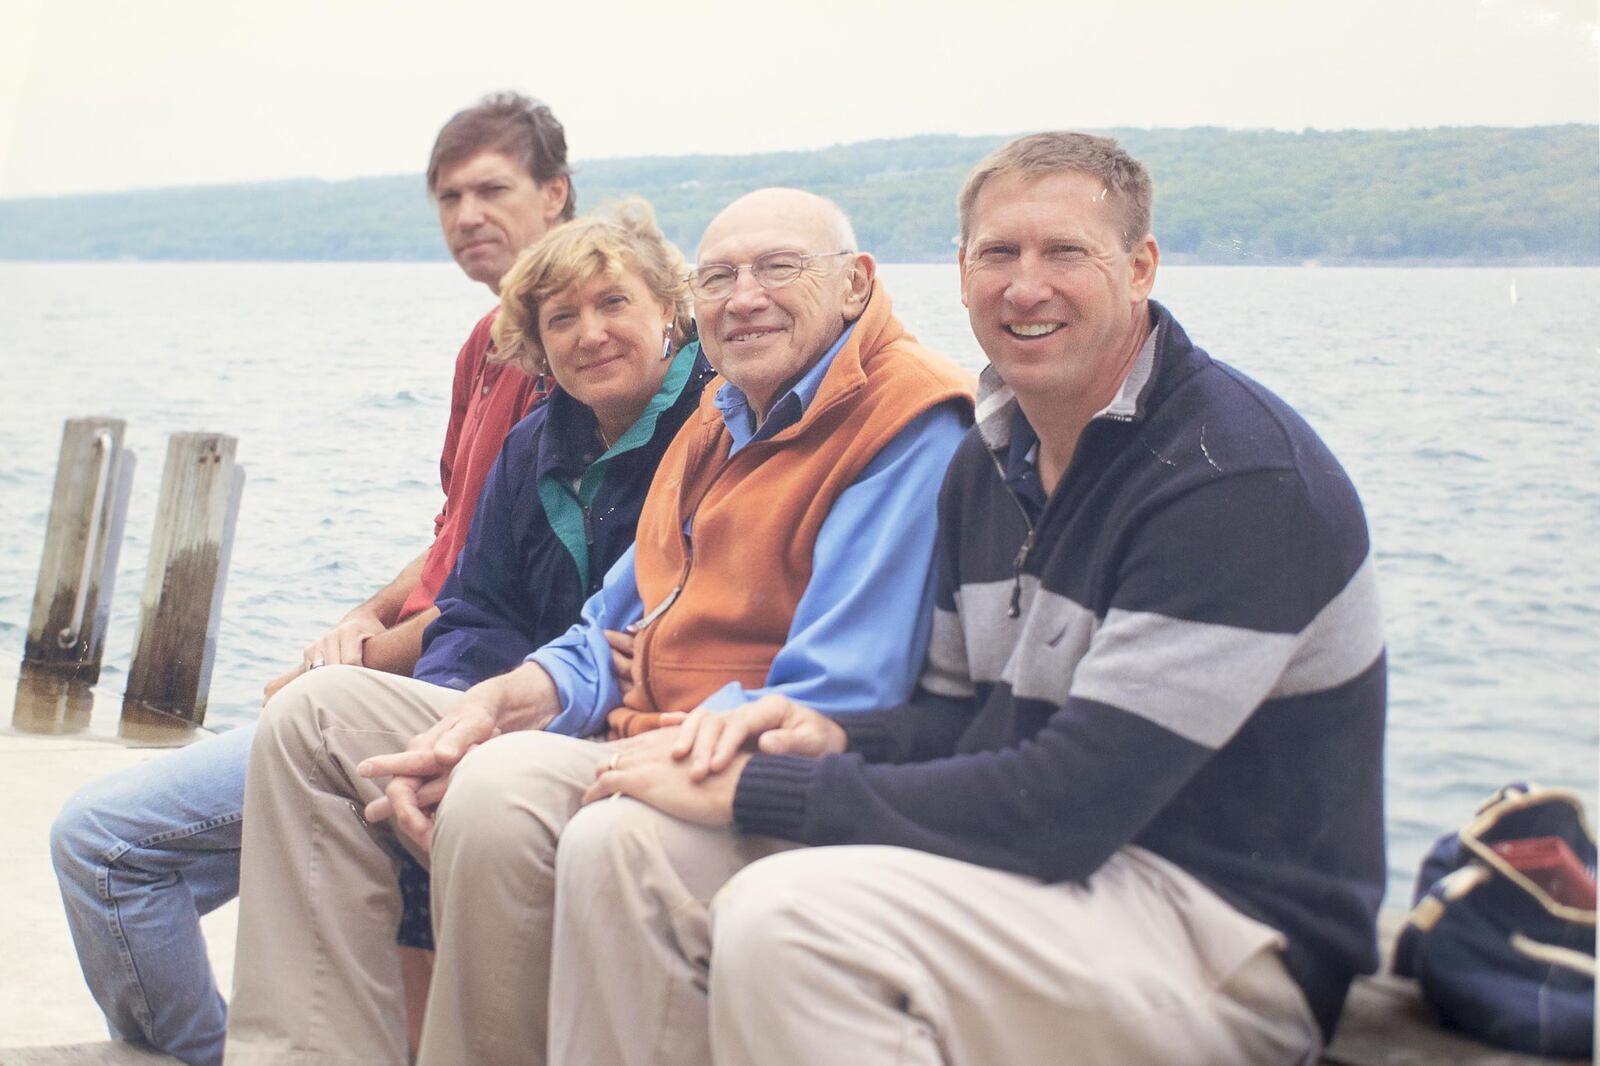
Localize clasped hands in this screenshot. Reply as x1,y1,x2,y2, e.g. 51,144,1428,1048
579,694,847,825
357,687,845,853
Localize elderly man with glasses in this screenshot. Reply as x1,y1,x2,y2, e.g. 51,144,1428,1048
222,187,973,1066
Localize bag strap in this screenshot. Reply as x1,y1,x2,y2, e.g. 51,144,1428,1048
1459,786,1597,924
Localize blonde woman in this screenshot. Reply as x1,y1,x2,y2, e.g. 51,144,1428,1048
385,195,713,1004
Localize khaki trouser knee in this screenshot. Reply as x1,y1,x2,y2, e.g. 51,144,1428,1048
707,845,1323,1066
418,729,606,1066
547,798,797,1066
226,666,463,1066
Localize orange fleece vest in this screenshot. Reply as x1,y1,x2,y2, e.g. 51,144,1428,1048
607,285,974,738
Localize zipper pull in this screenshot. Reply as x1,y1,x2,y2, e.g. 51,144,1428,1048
627,585,681,634
1008,529,1036,619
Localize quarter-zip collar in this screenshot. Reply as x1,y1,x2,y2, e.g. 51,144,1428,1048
979,302,1165,617
1001,412,1047,519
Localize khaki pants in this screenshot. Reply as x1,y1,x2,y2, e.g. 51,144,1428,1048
224,665,614,1066
227,664,1320,1066
549,798,1323,1066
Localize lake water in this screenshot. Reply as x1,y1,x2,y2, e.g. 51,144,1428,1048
3,260,1597,907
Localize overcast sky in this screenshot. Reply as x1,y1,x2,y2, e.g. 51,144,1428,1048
1,0,1595,199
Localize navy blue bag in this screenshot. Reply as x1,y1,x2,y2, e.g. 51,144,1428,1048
1394,783,1596,1058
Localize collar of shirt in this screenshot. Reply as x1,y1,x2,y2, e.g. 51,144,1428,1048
713,321,859,456
1002,409,1047,519
536,386,605,483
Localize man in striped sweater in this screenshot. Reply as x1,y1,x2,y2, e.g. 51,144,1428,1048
562,132,1387,1065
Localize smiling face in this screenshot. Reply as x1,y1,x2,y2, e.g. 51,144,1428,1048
694,189,873,420
959,169,1157,413
538,267,676,441
435,150,568,291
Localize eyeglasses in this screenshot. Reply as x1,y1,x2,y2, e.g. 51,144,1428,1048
687,250,852,300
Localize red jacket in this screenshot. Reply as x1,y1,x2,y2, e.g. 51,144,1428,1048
399,308,546,620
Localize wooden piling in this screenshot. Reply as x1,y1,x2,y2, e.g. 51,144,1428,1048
123,433,245,723
24,418,137,682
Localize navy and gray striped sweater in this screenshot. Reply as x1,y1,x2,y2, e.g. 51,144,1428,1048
734,302,1387,1039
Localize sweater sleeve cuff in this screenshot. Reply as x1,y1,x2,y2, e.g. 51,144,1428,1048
733,754,823,840
838,710,900,763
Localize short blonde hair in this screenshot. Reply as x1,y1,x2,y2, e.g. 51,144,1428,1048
493,198,692,377
958,132,1153,252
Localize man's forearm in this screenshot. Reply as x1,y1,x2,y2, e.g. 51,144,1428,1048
362,607,437,677
347,549,430,629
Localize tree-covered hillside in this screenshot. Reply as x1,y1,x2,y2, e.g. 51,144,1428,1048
1,126,1594,263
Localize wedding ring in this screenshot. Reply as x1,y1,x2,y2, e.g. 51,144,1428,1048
308,658,325,670
607,752,622,772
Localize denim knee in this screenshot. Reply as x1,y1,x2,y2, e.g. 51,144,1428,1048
50,785,110,883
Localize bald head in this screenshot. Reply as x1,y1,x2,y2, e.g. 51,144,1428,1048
692,187,875,423
698,188,857,261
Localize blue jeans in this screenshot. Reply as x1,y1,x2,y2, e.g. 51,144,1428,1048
49,723,254,1066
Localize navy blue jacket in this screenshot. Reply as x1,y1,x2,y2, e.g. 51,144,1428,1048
734,305,1386,1039
414,342,714,690
395,341,711,951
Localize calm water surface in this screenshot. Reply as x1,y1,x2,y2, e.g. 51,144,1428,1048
3,261,1596,906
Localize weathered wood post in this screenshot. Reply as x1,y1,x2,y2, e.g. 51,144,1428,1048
10,669,97,737
123,432,245,723
24,417,138,681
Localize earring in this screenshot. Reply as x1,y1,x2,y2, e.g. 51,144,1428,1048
661,322,674,360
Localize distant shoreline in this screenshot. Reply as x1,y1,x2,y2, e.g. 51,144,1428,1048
3,127,1595,265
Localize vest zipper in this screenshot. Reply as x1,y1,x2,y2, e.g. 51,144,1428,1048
633,391,850,702
628,582,681,634
631,440,737,709
630,544,690,713
635,428,749,638
639,383,851,642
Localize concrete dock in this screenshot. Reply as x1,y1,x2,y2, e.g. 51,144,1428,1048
1,666,231,1064
0,664,1585,1065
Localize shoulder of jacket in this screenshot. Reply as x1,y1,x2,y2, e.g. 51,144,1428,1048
863,339,975,400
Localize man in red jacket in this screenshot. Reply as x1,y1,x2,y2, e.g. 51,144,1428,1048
51,91,573,1066
264,91,571,696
